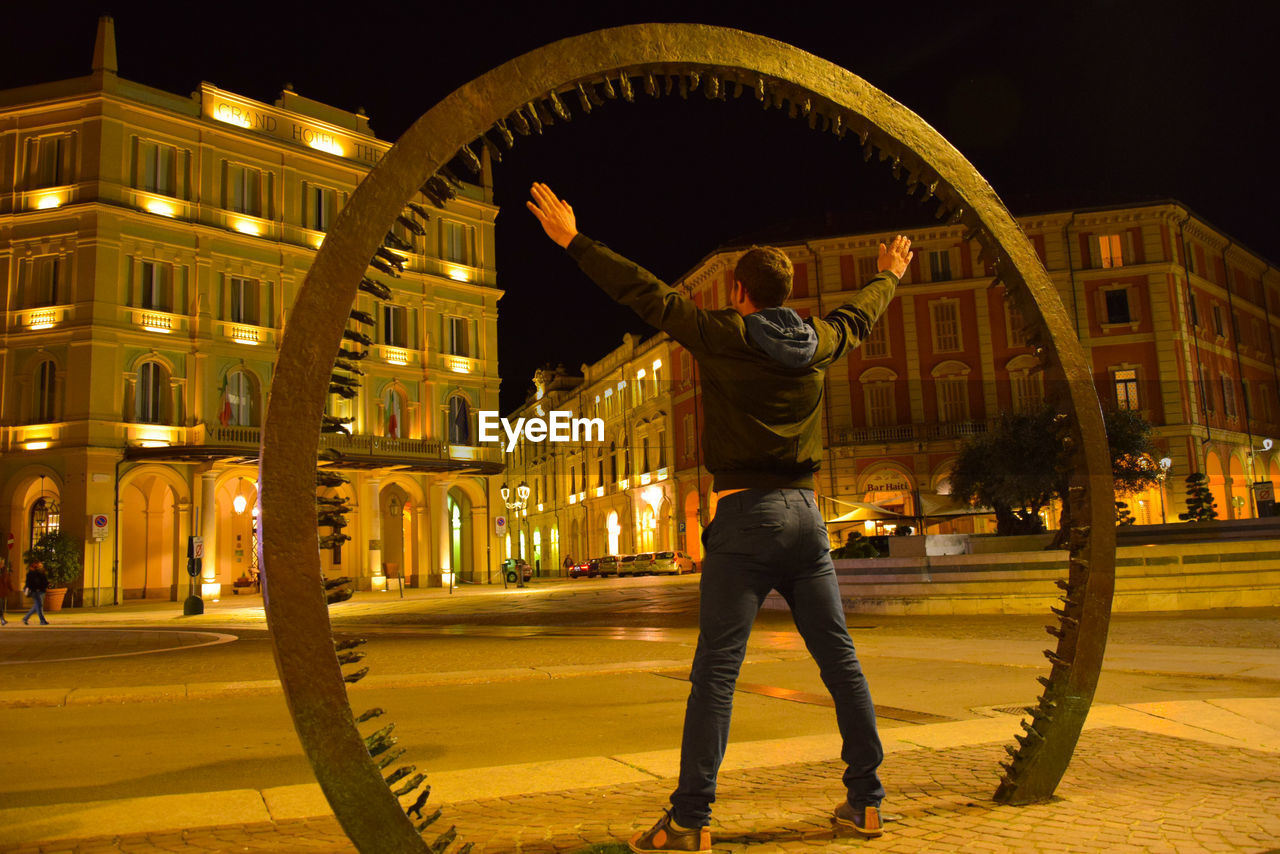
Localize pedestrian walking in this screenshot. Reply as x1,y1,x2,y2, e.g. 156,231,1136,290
0,558,13,625
527,183,911,850
23,560,50,625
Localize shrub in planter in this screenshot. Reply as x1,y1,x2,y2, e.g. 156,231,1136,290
23,531,83,610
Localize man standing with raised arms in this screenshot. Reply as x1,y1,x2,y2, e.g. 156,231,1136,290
528,182,912,850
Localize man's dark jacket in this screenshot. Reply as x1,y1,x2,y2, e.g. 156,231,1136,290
567,234,897,491
24,568,48,593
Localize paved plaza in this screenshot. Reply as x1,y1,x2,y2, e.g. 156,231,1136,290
1,583,1278,853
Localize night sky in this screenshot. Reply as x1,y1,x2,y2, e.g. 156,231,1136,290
4,1,1274,413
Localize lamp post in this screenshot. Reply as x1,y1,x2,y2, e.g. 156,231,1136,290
1157,457,1172,525
500,481,530,587
1248,438,1274,518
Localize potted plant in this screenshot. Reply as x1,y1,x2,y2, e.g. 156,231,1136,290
23,530,83,610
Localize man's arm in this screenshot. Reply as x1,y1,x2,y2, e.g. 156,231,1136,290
527,182,717,353
821,235,913,362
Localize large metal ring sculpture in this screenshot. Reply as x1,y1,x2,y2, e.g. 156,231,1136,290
260,24,1116,853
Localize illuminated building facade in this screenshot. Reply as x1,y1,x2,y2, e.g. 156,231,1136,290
670,201,1280,552
1,18,503,605
500,333,676,573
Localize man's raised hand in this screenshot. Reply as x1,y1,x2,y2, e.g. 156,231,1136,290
877,234,914,279
526,182,578,249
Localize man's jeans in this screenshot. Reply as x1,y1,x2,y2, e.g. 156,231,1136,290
670,488,883,827
24,590,48,624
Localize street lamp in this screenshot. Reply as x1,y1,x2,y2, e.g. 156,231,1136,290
1157,457,1172,525
500,481,530,587
1247,438,1273,518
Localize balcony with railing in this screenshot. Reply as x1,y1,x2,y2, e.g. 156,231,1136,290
191,424,500,472
835,420,991,446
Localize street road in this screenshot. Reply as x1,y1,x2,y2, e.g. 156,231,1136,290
1,576,1277,808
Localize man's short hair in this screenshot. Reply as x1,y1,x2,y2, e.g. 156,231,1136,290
734,246,793,308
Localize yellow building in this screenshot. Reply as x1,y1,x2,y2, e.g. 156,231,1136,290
500,333,677,574
1,18,503,606
668,201,1280,548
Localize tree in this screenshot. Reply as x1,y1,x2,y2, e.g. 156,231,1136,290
831,530,880,559
951,405,1161,538
950,408,1060,535
23,530,83,588
1115,500,1136,526
1179,472,1219,521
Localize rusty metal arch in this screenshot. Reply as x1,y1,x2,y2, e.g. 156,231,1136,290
260,23,1115,852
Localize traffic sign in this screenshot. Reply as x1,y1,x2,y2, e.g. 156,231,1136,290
495,515,507,536
91,514,110,541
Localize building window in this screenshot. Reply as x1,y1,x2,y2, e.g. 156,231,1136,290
652,359,663,396
1006,298,1028,347
226,163,263,216
610,441,618,484
642,436,651,473
657,429,667,468
29,496,61,548
1187,289,1200,328
384,304,407,347
929,250,952,282
448,396,471,444
445,316,469,356
684,414,696,459
385,388,403,438
223,369,257,427
442,221,470,264
863,320,888,358
1199,363,1213,415
1184,240,1198,275
597,447,605,488
138,141,177,196
930,300,962,352
865,382,895,427
1222,374,1237,418
1011,369,1043,414
1096,234,1124,268
1104,288,1132,324
28,256,62,308
27,135,69,188
680,350,692,387
1114,368,1139,411
936,376,968,422
857,255,878,283
34,361,57,423
306,184,338,231
1212,304,1225,337
139,261,172,312
136,361,167,424
229,276,258,325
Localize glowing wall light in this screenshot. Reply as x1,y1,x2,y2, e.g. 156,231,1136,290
145,199,177,217
307,137,344,157
446,265,470,282
36,194,63,210
446,356,472,373
232,218,263,236
24,441,50,450
27,309,56,330
385,347,410,366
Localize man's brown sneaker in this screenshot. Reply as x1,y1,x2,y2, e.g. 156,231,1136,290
628,810,711,853
833,801,884,838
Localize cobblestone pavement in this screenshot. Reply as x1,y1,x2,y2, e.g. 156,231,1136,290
3,728,1277,853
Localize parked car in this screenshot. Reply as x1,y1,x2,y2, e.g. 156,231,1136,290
632,553,655,575
618,554,641,576
596,555,620,577
568,560,593,578
499,557,532,584
651,550,694,574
